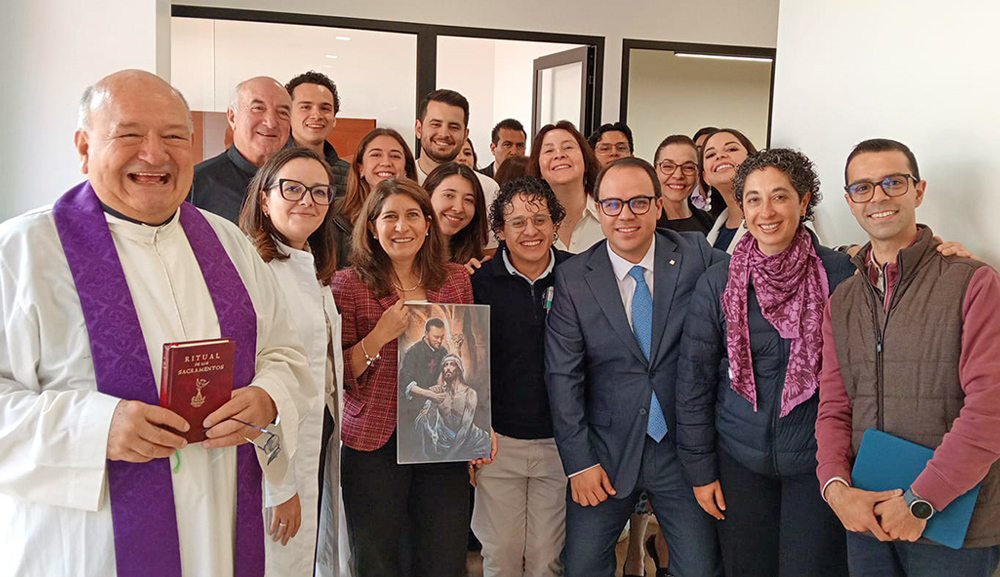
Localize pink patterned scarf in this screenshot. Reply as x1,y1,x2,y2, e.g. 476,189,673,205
722,226,829,417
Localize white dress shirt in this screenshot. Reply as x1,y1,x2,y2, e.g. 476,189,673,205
606,240,656,329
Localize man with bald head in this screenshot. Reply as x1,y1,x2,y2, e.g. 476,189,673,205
0,69,313,576
190,76,291,223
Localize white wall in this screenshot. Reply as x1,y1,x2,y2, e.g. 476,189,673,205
436,36,497,164
771,0,1000,262
0,0,164,220
176,0,779,123
438,38,584,165
0,0,778,220
627,50,772,162
171,17,418,140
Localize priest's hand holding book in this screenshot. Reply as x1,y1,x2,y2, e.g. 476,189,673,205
106,400,190,463
202,386,278,449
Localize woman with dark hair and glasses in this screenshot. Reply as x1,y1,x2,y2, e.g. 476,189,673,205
332,177,495,577
424,162,489,266
527,120,604,254
654,134,715,235
240,147,345,577
700,128,758,253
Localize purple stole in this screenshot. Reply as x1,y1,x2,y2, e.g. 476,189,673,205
52,181,264,577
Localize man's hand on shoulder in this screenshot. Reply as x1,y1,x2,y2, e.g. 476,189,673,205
202,385,277,448
570,465,616,507
874,495,927,542
106,399,188,462
825,481,902,541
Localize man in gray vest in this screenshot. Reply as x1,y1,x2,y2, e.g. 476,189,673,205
816,138,1000,576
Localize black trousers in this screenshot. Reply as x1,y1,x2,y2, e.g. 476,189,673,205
341,432,470,577
717,448,848,577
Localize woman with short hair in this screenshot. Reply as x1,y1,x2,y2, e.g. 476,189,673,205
676,148,850,577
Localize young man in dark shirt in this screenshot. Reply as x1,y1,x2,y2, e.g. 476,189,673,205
469,176,570,577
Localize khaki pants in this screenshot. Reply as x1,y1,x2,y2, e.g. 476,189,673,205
472,434,567,577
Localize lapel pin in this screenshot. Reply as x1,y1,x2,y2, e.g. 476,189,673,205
669,259,676,265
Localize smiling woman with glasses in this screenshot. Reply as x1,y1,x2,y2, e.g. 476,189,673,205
240,146,346,577
653,134,715,235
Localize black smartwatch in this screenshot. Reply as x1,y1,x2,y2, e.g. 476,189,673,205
903,487,935,520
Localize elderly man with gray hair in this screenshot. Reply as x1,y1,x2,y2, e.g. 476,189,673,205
189,76,292,223
0,69,313,577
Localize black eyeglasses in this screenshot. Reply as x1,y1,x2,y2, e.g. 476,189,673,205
657,161,698,176
597,196,657,217
273,178,334,205
844,174,916,203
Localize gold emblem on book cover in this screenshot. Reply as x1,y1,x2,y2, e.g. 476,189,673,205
191,378,210,408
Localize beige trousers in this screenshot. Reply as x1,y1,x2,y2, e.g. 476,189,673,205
471,434,567,577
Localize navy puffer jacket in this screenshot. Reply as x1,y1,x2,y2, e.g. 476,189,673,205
675,236,854,485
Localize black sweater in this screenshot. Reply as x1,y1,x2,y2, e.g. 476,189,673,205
471,246,571,439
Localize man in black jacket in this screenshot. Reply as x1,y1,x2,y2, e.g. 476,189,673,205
190,76,291,223
469,176,570,577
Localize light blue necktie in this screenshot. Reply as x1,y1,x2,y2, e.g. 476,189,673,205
629,265,667,443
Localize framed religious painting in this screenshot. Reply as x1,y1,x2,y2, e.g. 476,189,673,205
396,303,491,464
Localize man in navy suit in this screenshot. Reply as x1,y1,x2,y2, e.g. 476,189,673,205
546,157,724,576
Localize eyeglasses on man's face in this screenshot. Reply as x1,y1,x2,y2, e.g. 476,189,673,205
273,178,335,205
844,174,916,203
595,143,631,154
597,195,657,217
505,213,553,231
657,161,698,177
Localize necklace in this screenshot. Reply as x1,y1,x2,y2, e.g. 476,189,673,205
391,272,423,292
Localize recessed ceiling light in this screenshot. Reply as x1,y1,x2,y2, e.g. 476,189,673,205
325,54,338,59
675,53,772,63
336,36,351,41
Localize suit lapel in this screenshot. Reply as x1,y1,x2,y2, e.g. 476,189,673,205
650,233,681,363
584,243,647,366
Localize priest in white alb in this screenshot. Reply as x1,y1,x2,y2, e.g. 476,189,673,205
0,69,315,577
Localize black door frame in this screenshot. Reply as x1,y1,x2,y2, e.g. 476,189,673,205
619,39,776,145
531,46,596,137
171,5,605,138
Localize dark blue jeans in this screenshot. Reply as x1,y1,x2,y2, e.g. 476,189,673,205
563,436,722,577
846,532,1000,577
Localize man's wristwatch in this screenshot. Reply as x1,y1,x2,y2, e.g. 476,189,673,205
903,487,935,520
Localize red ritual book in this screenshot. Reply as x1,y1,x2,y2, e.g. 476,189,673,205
159,338,235,443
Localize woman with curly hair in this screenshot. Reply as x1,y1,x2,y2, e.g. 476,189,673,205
674,149,851,577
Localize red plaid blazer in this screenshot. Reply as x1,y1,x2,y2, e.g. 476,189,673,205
332,263,473,451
